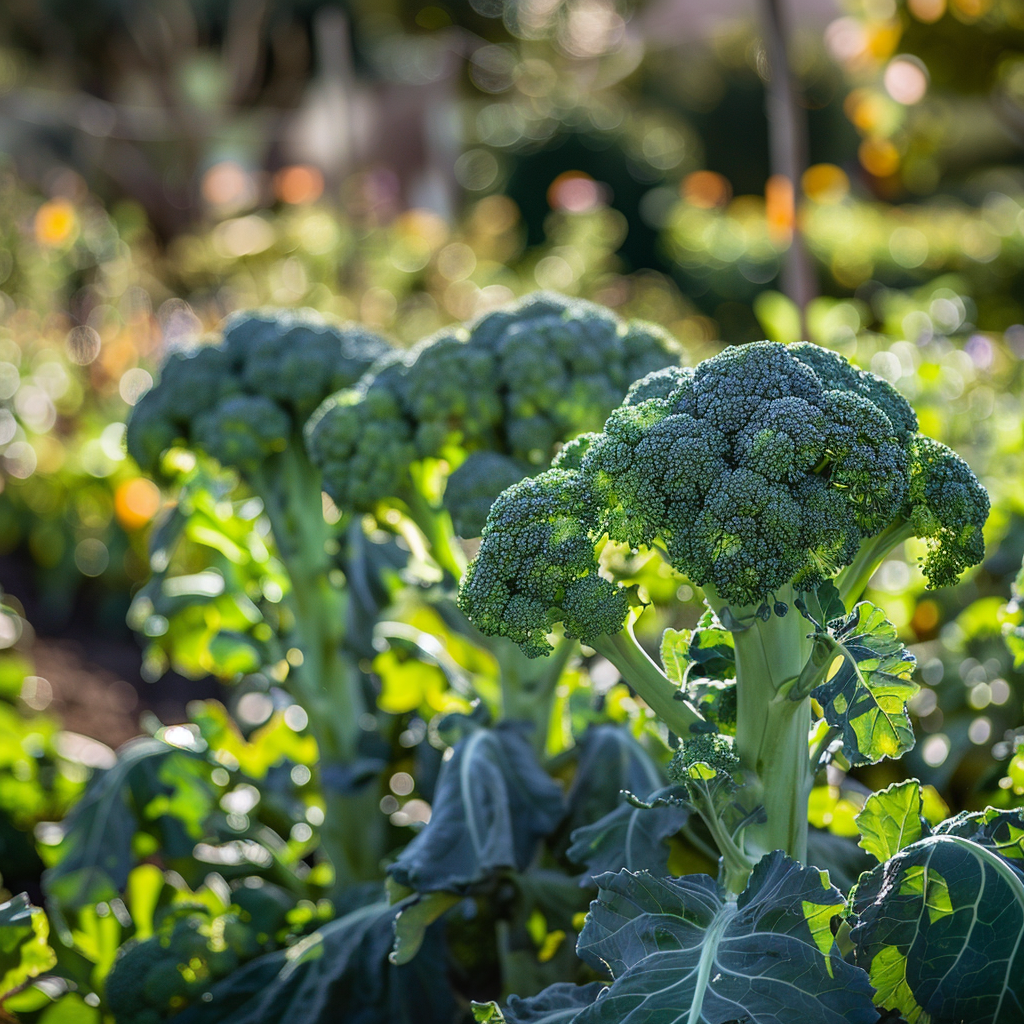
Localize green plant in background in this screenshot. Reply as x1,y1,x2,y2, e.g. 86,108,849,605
458,338,1019,1021
126,309,393,887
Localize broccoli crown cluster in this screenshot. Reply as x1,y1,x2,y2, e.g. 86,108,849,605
126,309,390,475
459,340,989,654
304,292,681,522
105,909,262,1024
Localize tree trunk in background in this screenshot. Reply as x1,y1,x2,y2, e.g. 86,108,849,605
761,0,817,330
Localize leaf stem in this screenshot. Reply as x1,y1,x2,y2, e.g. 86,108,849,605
590,627,707,738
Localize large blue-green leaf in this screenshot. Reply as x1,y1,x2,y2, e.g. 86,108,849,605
173,900,455,1024
851,807,1024,1023
567,786,692,886
388,725,564,893
473,982,606,1023
565,727,664,824
42,739,216,910
572,852,876,1024
812,602,918,767
0,894,55,1002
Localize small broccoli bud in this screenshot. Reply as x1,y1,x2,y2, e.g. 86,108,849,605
458,468,629,656
667,731,740,785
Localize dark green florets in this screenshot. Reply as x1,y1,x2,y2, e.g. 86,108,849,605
458,469,628,656
305,292,683,524
906,436,989,587
459,339,989,653
126,309,390,476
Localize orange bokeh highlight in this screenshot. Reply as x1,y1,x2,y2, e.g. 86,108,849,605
681,171,731,209
859,138,901,177
115,478,162,531
908,0,946,22
912,599,941,636
802,164,850,204
765,175,794,243
274,165,325,205
34,200,77,247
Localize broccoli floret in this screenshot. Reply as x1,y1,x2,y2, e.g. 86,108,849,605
667,731,740,785
905,436,990,587
458,468,628,656
305,292,683,535
443,451,532,538
459,339,989,652
126,309,389,478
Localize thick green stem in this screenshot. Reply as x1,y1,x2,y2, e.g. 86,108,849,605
835,519,915,608
251,445,381,886
401,472,467,583
703,583,814,863
492,634,575,754
590,627,706,738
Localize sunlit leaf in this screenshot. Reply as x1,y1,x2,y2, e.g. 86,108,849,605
813,602,918,767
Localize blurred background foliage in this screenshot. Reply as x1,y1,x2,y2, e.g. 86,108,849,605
0,0,1021,910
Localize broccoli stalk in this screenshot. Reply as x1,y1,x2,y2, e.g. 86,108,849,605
702,582,814,861
127,310,391,888
248,443,384,882
459,339,989,885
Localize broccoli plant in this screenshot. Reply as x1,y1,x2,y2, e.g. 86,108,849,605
305,291,682,744
459,340,1018,1022
127,309,392,885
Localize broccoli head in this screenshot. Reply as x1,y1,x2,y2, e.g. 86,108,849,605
458,469,628,656
459,339,989,653
305,292,683,531
126,309,390,477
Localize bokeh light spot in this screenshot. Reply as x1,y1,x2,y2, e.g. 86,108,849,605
802,164,850,204
859,138,900,178
34,200,77,247
884,57,929,105
274,165,324,205
66,325,102,366
547,171,605,213
115,478,161,531
908,0,945,20
682,171,731,209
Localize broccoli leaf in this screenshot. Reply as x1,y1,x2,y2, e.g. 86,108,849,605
812,602,918,767
855,780,928,863
172,900,455,1024
0,894,55,1002
43,739,216,910
573,853,876,1024
472,982,606,1023
567,786,692,886
387,725,565,893
850,808,1024,1023
389,892,461,966
561,726,665,841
